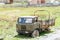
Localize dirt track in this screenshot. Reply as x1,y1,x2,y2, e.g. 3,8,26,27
34,27,60,40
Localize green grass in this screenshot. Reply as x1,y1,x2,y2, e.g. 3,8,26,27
0,7,60,40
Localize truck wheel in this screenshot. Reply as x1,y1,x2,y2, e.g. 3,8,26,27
32,30,39,37
17,31,20,35
17,30,22,35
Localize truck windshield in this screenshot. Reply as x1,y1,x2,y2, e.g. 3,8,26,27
25,18,32,23
19,18,32,23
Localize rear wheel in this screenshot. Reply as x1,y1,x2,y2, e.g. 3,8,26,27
32,30,39,37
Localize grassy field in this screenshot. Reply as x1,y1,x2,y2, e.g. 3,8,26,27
0,7,60,40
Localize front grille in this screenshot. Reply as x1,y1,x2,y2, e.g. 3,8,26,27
21,25,26,31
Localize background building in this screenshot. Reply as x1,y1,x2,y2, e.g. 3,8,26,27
0,0,13,4
28,0,45,5
0,0,60,4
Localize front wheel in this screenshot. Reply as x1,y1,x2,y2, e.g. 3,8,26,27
32,30,39,38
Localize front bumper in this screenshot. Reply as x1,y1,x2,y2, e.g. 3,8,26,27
17,30,32,34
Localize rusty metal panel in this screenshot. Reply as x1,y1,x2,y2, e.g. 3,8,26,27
39,20,49,29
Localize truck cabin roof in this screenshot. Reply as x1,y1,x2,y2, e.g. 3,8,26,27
19,16,38,18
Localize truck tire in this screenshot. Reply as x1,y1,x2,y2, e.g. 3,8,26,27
17,30,23,35
32,30,39,37
17,31,20,35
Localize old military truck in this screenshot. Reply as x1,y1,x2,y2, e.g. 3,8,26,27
16,10,56,37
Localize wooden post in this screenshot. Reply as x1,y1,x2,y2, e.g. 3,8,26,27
41,0,45,4
9,0,13,4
